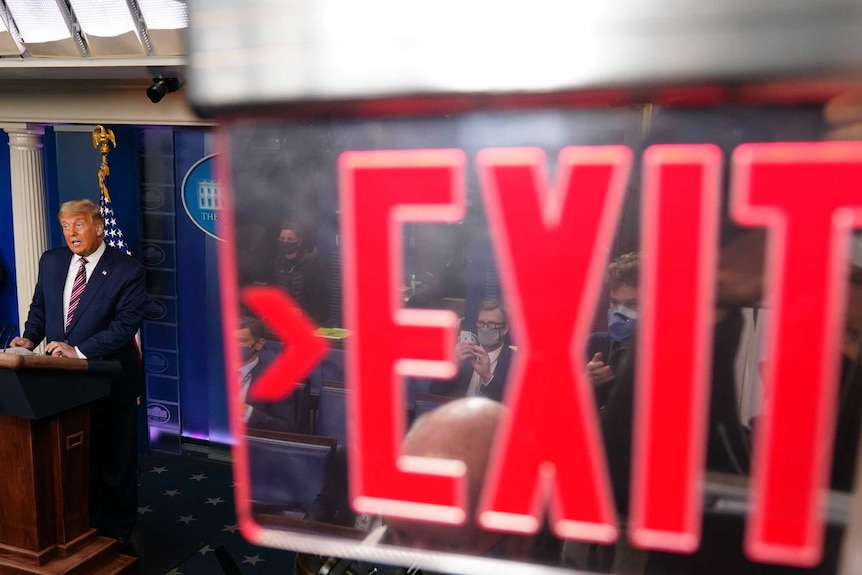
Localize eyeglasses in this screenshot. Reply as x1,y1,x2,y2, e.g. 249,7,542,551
476,321,506,329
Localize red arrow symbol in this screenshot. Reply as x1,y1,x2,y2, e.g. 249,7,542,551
241,286,329,402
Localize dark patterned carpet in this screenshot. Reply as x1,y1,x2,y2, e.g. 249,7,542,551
132,450,298,575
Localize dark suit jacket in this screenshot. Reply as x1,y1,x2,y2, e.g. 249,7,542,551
22,245,146,405
430,343,514,402
246,357,298,433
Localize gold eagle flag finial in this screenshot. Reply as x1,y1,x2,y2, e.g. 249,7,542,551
92,125,116,201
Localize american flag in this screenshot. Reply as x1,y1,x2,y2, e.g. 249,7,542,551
100,191,132,256
99,189,142,362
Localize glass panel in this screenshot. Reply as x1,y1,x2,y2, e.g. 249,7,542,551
211,90,862,574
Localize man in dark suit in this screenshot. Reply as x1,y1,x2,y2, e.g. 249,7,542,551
238,315,298,432
10,199,146,544
431,300,514,402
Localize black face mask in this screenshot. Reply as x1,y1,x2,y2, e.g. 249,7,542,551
279,241,300,256
239,344,256,363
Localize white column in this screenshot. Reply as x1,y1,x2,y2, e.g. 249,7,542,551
3,124,48,342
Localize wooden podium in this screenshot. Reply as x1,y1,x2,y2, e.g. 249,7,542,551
0,353,135,574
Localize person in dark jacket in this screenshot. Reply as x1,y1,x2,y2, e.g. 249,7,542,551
586,252,641,410
238,315,297,433
271,221,329,326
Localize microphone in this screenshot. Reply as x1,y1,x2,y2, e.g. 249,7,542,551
0,325,11,352
3,325,18,353
2,325,16,352
2,325,16,351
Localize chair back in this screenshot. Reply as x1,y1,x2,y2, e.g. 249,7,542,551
321,349,345,384
247,430,336,516
315,384,348,445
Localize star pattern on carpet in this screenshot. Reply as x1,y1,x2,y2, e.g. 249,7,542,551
137,452,298,574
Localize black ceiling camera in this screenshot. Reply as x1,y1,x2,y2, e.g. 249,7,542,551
147,78,182,103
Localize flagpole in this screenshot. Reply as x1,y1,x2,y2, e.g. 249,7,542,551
92,125,116,202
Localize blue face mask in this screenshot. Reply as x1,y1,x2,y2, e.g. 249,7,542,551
607,306,638,342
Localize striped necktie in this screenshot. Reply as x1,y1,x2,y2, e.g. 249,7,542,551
66,257,88,334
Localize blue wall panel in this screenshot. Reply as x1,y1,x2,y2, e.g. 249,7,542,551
174,129,226,443
43,128,61,249
139,128,182,452
0,132,16,328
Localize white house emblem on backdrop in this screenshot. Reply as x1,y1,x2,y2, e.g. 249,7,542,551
181,154,224,241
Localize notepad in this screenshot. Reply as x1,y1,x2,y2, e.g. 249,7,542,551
314,327,350,340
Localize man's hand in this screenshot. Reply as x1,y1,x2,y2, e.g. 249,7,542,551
46,341,77,358
456,341,476,362
587,352,614,386
469,344,493,383
460,342,493,383
9,336,34,350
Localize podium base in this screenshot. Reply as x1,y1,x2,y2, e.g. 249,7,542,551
0,534,135,575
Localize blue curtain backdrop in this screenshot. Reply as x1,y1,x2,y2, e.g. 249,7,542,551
174,130,228,445
0,131,16,328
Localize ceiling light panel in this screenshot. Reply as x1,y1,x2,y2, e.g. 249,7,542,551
0,27,21,56
0,7,23,55
4,0,81,57
68,0,147,57
137,0,187,56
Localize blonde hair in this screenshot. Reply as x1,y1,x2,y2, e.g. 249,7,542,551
58,199,104,225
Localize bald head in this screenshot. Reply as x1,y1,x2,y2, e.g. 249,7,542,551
404,397,504,499
386,398,506,553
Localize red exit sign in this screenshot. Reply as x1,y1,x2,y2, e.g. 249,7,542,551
243,141,862,568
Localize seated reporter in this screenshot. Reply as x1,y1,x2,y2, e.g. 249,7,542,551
430,300,514,402
238,315,298,433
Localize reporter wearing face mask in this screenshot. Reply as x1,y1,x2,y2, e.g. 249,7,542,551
270,221,330,326
237,315,298,433
430,300,514,402
585,252,640,410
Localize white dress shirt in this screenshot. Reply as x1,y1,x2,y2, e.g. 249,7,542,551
466,345,503,397
62,240,106,358
239,355,259,421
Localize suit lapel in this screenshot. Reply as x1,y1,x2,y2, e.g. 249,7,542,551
54,251,74,329
66,247,114,335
